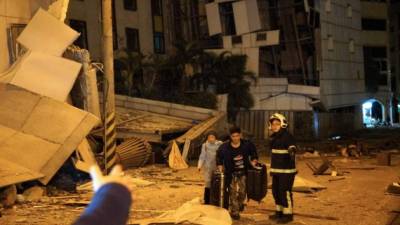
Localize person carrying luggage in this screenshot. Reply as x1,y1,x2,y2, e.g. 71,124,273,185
268,113,297,224
216,126,258,220
197,130,223,204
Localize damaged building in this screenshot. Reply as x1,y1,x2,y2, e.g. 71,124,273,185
167,0,397,140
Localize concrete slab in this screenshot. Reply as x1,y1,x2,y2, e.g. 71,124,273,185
0,84,40,130
0,158,44,188
22,97,87,143
10,51,81,101
0,84,100,186
17,9,79,56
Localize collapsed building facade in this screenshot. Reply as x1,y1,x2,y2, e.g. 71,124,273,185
1,0,396,142
168,0,397,140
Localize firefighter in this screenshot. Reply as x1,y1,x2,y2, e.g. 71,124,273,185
268,113,297,224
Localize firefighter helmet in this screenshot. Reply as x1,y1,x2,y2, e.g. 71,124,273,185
268,113,288,129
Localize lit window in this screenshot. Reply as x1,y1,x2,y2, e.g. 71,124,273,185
153,32,165,54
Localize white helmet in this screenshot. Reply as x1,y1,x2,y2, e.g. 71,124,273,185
268,113,288,129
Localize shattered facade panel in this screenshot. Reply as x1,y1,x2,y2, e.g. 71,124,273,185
0,84,99,187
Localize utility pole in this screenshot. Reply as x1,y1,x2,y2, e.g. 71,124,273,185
102,0,117,174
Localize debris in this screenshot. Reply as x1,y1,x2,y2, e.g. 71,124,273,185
377,152,391,166
0,84,99,187
165,112,226,160
62,200,90,207
73,138,98,173
10,51,81,101
77,177,154,192
338,166,376,170
15,218,27,223
64,47,101,118
116,137,152,169
0,7,100,188
141,177,203,183
306,157,335,175
293,176,327,193
258,208,339,221
129,198,232,225
0,185,17,207
17,8,79,56
306,160,330,175
47,0,70,22
348,144,361,158
23,186,45,202
302,151,320,158
16,195,25,204
168,141,189,170
328,177,346,182
387,182,400,195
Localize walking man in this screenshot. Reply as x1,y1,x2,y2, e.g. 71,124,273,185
217,126,258,220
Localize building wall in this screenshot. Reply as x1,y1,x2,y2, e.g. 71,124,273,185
66,0,102,61
0,0,55,72
319,0,366,109
361,0,392,121
390,3,400,100
67,0,172,61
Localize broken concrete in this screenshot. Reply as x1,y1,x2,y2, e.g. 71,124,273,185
23,186,45,202
10,51,81,102
17,9,79,56
0,185,17,208
130,198,232,225
0,84,99,187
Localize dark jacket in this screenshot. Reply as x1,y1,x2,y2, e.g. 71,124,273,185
216,139,258,177
269,129,297,175
72,183,132,225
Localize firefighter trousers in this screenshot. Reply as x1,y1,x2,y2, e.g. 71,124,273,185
272,173,295,215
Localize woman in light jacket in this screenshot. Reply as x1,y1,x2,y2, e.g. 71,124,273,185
197,130,223,204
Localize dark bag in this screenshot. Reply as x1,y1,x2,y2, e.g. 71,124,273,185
246,163,268,202
210,170,229,209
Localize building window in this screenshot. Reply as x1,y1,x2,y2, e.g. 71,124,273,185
328,35,334,51
151,0,163,16
349,39,355,53
362,18,386,31
152,0,164,54
153,32,165,54
125,28,139,52
124,0,137,11
347,4,352,18
69,19,89,49
7,24,26,63
325,0,331,13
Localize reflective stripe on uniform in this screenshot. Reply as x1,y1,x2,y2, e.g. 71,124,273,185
283,191,293,214
270,168,297,173
272,149,289,154
276,205,283,212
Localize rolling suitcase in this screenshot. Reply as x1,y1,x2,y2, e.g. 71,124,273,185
246,163,267,202
210,170,229,209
